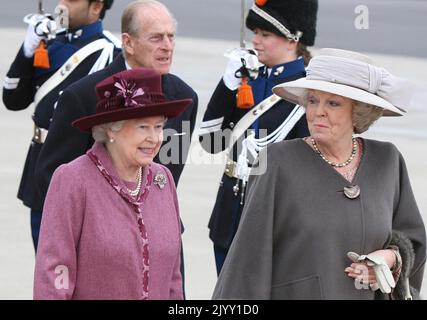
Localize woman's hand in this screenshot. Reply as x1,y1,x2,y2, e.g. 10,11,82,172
367,249,396,269
345,262,377,285
345,249,396,289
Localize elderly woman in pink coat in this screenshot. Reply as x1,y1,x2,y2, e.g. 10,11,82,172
33,68,192,299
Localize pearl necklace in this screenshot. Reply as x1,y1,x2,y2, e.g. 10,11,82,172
126,167,142,197
311,137,358,168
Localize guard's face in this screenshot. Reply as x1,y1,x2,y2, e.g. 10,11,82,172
251,28,296,67
109,116,165,169
57,0,101,29
305,90,354,146
123,7,175,75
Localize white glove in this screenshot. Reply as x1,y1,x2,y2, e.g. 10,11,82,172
222,48,261,90
36,18,57,37
23,14,57,58
347,251,396,294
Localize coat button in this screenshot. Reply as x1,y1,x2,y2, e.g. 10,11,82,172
343,185,361,199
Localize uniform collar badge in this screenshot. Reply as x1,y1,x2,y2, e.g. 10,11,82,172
273,66,284,76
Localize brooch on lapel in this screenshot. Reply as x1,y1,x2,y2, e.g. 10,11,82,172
154,172,167,190
343,185,361,199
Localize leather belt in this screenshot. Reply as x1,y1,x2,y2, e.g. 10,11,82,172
224,159,238,178
33,124,48,144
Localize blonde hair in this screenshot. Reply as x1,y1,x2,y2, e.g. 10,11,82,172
352,101,383,134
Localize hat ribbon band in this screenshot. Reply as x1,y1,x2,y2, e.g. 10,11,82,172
96,92,166,112
305,55,411,110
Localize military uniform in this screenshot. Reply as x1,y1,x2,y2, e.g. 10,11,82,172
2,20,121,248
200,60,309,271
199,0,318,274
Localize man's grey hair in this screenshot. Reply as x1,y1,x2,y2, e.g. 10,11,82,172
121,0,178,37
92,121,125,142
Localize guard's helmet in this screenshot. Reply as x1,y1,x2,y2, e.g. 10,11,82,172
246,0,318,46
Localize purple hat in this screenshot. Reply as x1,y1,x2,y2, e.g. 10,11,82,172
72,68,193,132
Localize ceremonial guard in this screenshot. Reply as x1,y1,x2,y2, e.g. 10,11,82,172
2,0,121,250
199,0,319,274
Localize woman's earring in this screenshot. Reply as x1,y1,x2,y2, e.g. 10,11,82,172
109,137,114,143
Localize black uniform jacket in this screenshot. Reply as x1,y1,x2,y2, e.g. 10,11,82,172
34,54,198,211
199,59,309,249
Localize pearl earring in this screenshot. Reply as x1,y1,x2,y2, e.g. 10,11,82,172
109,137,114,143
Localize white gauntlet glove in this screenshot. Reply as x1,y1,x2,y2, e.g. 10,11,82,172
222,48,261,90
347,251,396,294
23,14,57,58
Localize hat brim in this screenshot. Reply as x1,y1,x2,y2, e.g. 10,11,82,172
72,99,193,132
272,79,406,116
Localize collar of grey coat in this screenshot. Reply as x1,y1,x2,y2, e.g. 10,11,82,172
308,137,361,199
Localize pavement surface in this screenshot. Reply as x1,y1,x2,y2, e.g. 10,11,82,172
0,28,426,300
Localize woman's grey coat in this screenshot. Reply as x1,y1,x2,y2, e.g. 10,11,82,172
213,138,426,299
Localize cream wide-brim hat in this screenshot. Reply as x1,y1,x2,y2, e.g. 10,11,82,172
272,48,411,116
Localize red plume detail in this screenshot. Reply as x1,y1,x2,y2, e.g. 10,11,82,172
255,0,268,6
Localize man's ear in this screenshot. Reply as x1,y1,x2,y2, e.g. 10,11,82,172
122,33,135,56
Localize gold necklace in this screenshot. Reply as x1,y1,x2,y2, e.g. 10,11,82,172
126,167,142,197
311,137,358,168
